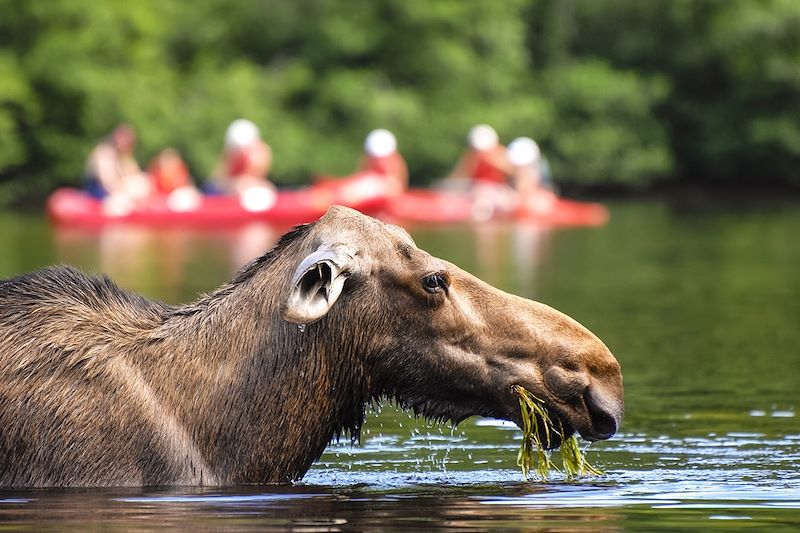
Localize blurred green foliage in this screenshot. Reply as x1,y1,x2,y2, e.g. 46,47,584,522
0,0,797,203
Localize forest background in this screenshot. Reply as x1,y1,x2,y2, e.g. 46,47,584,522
1,0,798,205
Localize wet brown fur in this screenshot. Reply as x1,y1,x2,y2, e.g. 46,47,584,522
0,207,623,487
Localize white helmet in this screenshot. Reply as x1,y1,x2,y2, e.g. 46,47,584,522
364,129,397,157
468,124,499,151
507,137,541,166
225,119,260,149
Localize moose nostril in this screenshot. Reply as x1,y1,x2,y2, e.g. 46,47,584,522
583,388,619,440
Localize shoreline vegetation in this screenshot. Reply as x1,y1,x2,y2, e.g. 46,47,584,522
1,1,799,206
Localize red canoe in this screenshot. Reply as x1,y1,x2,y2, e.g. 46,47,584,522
48,173,607,228
47,172,390,228
383,189,609,227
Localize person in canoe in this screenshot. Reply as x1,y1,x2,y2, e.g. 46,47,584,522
212,119,277,212
147,148,202,212
508,137,555,192
507,136,558,215
310,128,407,209
448,124,516,220
358,129,408,196
84,124,153,214
449,124,512,184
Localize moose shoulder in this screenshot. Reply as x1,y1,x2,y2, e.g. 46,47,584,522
0,206,623,487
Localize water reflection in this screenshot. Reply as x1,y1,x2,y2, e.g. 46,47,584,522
3,471,799,531
0,486,629,532
471,221,551,296
52,224,280,300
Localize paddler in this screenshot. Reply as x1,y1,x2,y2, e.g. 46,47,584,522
449,124,516,220
213,119,276,211
507,136,557,215
84,124,151,200
84,124,153,216
448,124,512,185
358,129,409,196
147,148,202,212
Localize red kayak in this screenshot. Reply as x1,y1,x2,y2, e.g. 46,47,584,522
47,171,389,228
383,188,609,227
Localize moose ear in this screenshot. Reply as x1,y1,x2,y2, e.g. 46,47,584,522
282,245,355,324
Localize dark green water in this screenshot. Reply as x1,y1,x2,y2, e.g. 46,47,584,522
1,199,799,531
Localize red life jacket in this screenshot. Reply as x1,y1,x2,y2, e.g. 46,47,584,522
227,141,269,178
363,153,404,178
471,151,507,184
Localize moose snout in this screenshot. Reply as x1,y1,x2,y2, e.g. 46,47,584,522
583,386,621,440
543,363,623,441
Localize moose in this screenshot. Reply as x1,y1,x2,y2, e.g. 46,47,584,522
0,206,623,487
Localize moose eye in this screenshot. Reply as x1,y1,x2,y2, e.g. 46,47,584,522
422,273,449,294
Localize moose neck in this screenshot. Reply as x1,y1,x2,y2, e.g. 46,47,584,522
155,263,371,484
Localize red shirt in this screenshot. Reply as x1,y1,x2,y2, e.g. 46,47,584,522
227,141,269,178
363,153,405,178
471,151,507,184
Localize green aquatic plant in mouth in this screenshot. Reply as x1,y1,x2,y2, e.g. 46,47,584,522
512,385,603,481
